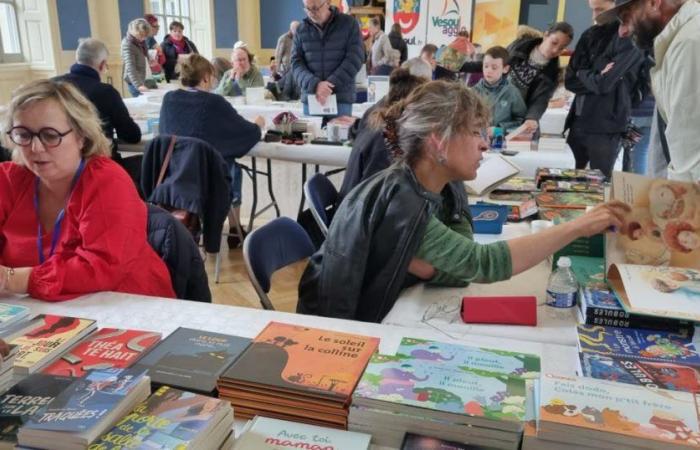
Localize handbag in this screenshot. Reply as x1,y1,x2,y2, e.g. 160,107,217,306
155,136,201,237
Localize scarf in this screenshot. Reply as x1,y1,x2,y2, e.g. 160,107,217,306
171,36,188,54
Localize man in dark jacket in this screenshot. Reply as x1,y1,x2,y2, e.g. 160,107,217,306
388,23,408,64
54,38,142,160
565,0,644,178
292,1,364,117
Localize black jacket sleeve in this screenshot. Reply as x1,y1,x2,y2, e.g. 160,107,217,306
573,37,643,96
107,87,141,144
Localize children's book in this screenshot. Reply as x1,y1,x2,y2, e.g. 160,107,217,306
234,416,371,450
484,193,538,221
396,338,541,379
0,304,30,331
133,327,250,394
8,314,97,374
539,373,700,448
0,374,74,449
539,180,603,193
400,432,499,449
576,324,700,365
578,352,700,393
43,328,161,378
534,168,605,188
491,177,537,193
92,385,232,450
534,192,604,210
222,322,379,401
537,208,585,223
464,154,520,196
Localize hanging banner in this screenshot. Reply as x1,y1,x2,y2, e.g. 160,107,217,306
472,0,521,48
386,0,430,58
426,0,474,49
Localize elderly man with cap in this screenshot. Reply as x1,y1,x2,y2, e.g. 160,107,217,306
598,0,700,181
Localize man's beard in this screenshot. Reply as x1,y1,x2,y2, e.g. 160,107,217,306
631,17,665,50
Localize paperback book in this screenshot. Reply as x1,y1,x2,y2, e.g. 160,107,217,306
490,177,537,193
0,304,30,331
537,208,585,223
464,154,520,196
534,168,605,188
401,433,500,450
539,180,603,193
534,192,604,210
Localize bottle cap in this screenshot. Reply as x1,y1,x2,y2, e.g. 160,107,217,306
557,256,572,268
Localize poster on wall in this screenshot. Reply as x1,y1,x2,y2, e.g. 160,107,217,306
426,0,474,49
386,0,431,58
471,0,521,48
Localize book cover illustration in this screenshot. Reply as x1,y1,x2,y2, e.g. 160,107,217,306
354,353,528,421
223,322,379,399
607,172,700,268
608,264,700,322
579,353,700,393
0,304,29,328
540,180,603,193
133,327,250,393
234,416,371,450
540,373,700,446
486,192,534,203
43,328,161,378
491,177,537,193
538,208,585,223
9,314,96,371
92,385,229,449
577,325,700,365
401,432,498,449
24,368,146,432
396,338,541,379
535,168,605,187
0,374,74,445
534,192,604,210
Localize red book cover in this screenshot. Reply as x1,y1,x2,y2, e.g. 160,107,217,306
42,328,161,377
461,296,537,326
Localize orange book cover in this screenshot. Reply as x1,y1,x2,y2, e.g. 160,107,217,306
223,322,379,400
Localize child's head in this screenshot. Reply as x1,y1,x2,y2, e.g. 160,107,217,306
482,46,510,84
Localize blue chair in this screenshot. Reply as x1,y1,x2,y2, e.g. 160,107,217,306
243,217,316,310
303,173,339,237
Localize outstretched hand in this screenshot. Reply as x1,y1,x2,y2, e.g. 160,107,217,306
572,200,630,238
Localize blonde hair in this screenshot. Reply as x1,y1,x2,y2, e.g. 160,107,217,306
128,18,151,39
2,79,111,162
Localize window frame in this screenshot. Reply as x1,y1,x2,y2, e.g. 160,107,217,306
149,0,193,44
0,0,23,63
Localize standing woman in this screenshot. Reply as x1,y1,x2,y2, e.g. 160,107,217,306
368,17,396,75
507,22,574,135
388,23,408,65
161,20,199,82
121,18,152,98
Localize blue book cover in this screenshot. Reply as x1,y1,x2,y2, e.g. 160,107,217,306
354,353,527,422
397,338,540,379
23,368,147,432
577,325,700,365
0,303,30,329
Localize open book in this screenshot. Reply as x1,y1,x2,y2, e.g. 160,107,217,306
464,153,520,196
606,172,700,322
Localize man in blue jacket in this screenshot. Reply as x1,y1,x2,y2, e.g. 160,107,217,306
292,0,364,117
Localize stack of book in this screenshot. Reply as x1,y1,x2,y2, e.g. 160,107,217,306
533,373,700,449
0,344,17,392
0,373,74,449
576,324,700,393
0,303,30,334
484,177,538,221
218,322,379,429
401,432,503,449
534,168,605,188
234,416,371,450
133,327,250,395
349,338,540,449
534,192,604,211
17,368,151,450
7,314,97,375
92,385,233,450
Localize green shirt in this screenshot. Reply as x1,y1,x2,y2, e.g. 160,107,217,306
415,212,513,287
215,65,265,96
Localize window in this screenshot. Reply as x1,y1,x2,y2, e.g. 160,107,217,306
150,0,192,43
0,0,22,63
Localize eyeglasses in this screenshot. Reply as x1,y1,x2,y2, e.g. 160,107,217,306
303,0,328,14
6,126,74,148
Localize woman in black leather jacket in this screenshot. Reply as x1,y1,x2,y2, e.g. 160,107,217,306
297,81,629,323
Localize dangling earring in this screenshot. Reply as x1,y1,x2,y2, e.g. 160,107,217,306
437,155,447,165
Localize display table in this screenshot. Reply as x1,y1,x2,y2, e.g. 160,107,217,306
539,107,568,136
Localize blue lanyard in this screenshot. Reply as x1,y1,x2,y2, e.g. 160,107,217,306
34,159,87,264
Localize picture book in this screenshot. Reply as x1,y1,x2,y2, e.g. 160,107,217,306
396,338,541,379
534,168,605,188
534,192,604,210
539,180,603,193
607,264,700,323
367,76,390,104
607,172,700,269
539,373,700,447
8,314,97,373
401,433,500,450
43,328,161,378
133,327,250,394
222,322,379,400
577,324,700,365
579,353,700,393
0,374,74,448
0,303,30,330
22,368,148,433
537,208,585,223
464,154,520,196
234,416,371,450
491,177,537,193
92,385,232,449
484,192,538,221
354,352,528,423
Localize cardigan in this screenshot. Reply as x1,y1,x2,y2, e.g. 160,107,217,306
0,157,175,301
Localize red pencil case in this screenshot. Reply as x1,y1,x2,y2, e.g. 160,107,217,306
461,296,537,326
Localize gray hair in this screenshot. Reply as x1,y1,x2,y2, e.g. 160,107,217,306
76,38,108,68
401,58,432,80
128,18,151,38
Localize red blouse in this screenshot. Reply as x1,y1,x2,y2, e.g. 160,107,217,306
0,157,175,301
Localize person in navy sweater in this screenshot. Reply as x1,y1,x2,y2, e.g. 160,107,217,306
159,54,265,247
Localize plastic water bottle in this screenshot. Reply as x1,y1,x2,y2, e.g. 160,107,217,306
490,127,504,151
546,257,578,308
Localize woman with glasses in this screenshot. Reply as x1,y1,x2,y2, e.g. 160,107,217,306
0,79,175,301
297,81,630,323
